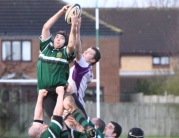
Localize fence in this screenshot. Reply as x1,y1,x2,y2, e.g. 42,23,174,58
0,102,179,137
121,92,179,103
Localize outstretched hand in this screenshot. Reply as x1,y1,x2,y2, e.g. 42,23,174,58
76,17,82,32
71,9,80,27
62,4,71,14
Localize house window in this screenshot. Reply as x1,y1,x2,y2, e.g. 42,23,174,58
0,89,21,102
10,89,21,102
1,89,9,102
153,56,169,66
2,40,31,62
84,87,103,103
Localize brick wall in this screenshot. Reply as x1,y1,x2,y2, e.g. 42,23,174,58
81,36,120,102
0,36,120,103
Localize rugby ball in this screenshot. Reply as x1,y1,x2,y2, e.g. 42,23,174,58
65,4,82,24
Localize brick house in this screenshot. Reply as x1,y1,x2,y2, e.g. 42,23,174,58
0,0,121,103
1,0,179,103
96,8,179,98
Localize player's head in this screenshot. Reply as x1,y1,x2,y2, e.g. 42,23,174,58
83,47,101,66
127,127,144,138
54,30,69,49
91,117,106,132
103,121,122,138
28,122,48,138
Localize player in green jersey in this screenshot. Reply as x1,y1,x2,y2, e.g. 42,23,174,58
36,4,78,118
62,94,121,138
28,87,96,138
61,115,122,138
28,87,64,138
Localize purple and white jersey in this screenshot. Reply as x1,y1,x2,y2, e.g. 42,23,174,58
68,56,93,107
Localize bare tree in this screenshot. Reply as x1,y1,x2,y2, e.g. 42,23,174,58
132,0,139,7
0,61,35,78
103,0,108,7
99,0,179,8
0,60,35,137
146,0,179,7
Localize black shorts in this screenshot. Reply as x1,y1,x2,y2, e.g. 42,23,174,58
43,87,58,118
43,86,67,118
43,86,87,119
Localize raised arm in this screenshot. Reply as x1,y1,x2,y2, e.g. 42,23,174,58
75,17,82,61
67,10,79,55
33,89,48,120
41,5,70,40
53,86,65,116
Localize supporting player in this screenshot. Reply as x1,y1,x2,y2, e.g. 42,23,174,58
28,87,64,138
127,127,144,138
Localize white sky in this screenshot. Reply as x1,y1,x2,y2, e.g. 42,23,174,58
62,0,147,7
62,0,179,8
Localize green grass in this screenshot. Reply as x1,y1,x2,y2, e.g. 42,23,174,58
1,136,179,138
146,137,179,138
120,136,179,138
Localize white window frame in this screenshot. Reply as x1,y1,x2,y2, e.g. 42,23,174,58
152,56,169,66
2,40,32,62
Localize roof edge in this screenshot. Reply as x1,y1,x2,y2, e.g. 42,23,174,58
82,10,123,34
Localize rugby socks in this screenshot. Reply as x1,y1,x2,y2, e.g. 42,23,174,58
72,109,96,138
72,109,88,128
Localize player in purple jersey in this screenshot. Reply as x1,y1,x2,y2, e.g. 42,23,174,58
68,17,101,109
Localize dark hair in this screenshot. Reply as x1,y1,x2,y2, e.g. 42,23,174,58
127,127,144,138
96,118,106,132
90,47,101,66
56,30,69,47
111,121,122,138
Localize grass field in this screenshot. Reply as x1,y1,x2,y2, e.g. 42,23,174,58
145,137,179,138
3,136,179,138
120,136,179,138
1,135,179,138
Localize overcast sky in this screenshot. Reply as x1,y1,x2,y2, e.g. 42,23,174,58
62,0,147,7
62,0,179,8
